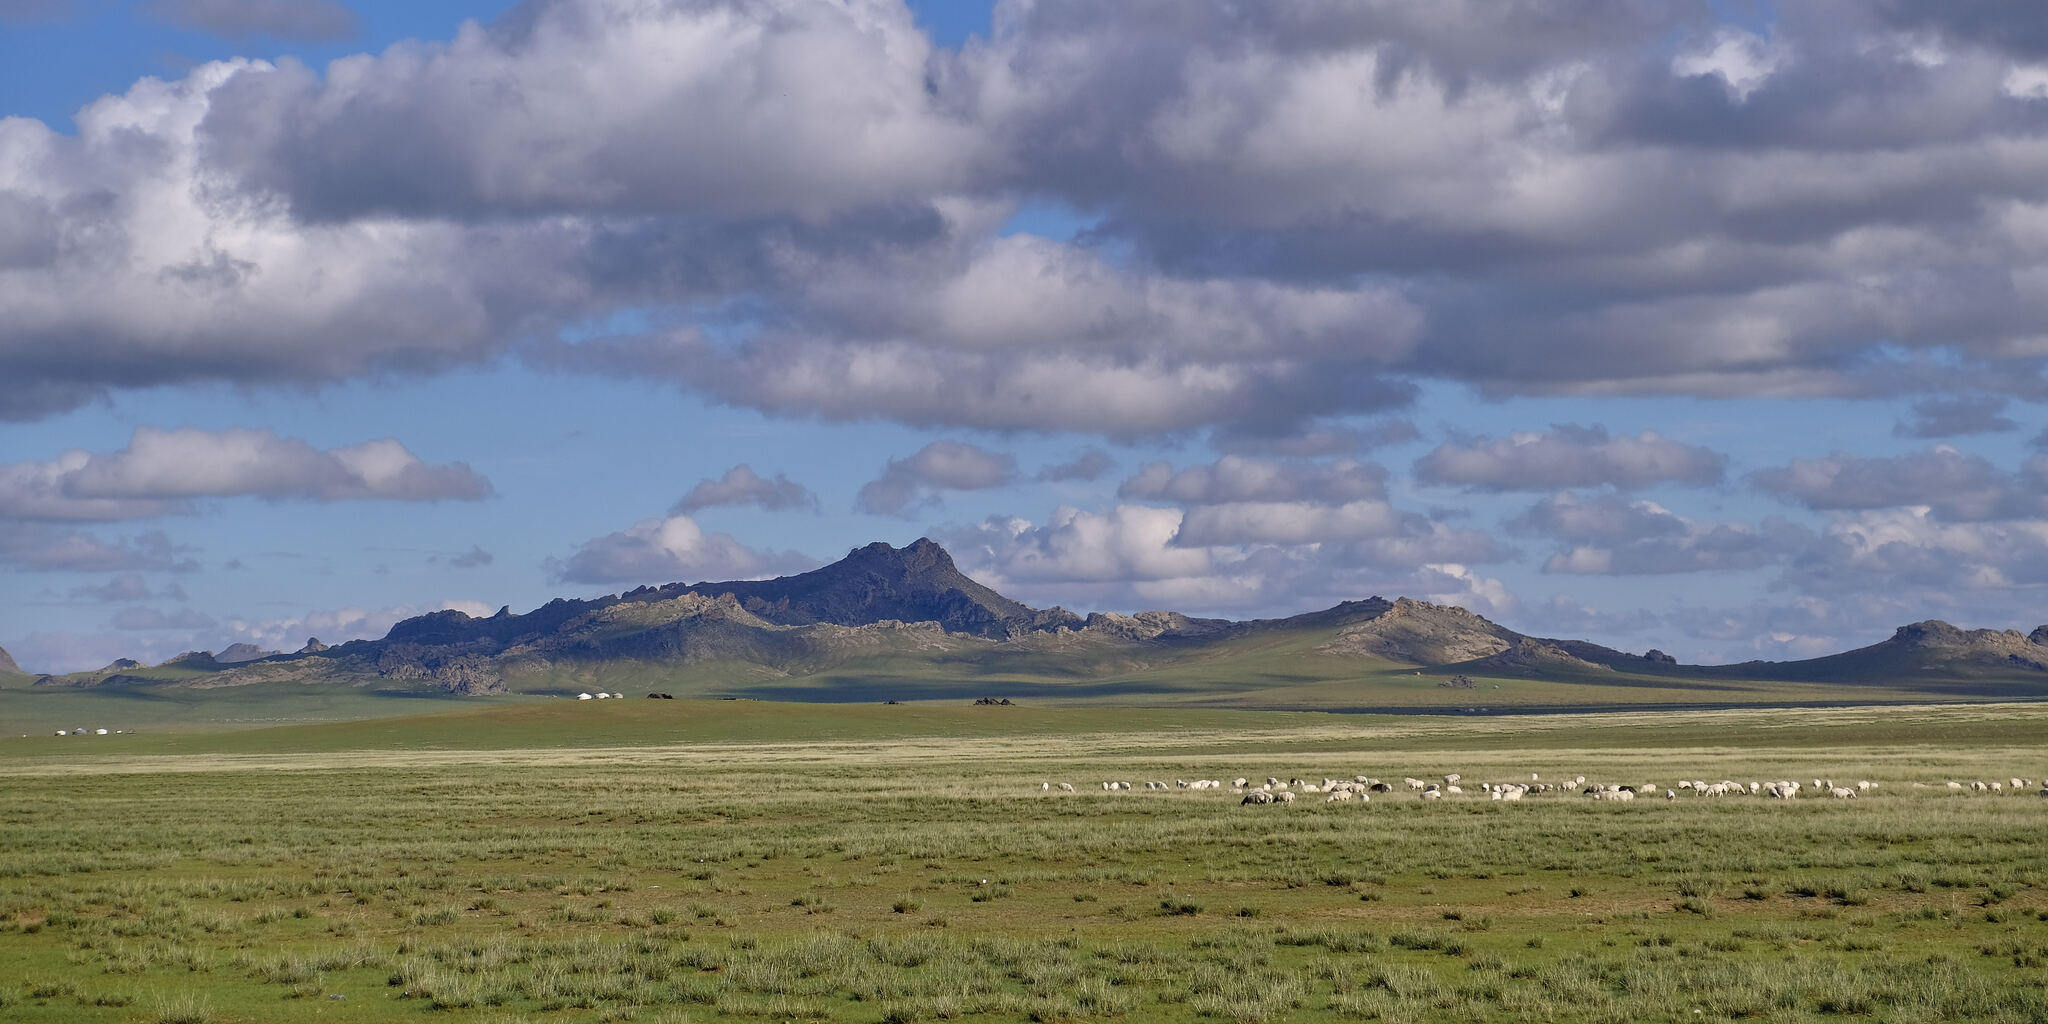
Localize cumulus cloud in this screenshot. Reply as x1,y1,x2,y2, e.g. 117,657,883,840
1892,395,2018,438
945,502,1513,619
8,1,2048,429
200,0,981,221
1119,455,1386,506
1036,449,1114,483
1781,506,2048,595
1511,491,1809,575
0,428,490,520
1415,425,1726,491
550,514,813,585
856,441,1017,516
1751,447,2046,521
672,464,819,514
1211,419,1421,457
1173,501,1399,546
546,229,1424,436
147,0,356,42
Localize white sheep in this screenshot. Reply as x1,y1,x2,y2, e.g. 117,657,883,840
1056,783,1074,792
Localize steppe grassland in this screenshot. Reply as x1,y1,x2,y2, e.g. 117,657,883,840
1,703,2045,1023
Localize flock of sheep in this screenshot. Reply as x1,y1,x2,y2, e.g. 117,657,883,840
1039,772,2048,803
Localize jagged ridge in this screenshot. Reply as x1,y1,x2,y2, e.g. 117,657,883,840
30,538,2048,697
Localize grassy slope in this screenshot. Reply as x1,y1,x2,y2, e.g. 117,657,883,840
10,615,2046,739
9,695,2048,765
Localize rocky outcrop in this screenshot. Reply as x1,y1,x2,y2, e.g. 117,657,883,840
215,643,277,664
1885,621,2048,671
1472,638,1615,675
1081,610,1237,641
1320,597,1517,664
0,646,19,675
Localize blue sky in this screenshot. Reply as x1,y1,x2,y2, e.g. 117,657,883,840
5,0,2048,673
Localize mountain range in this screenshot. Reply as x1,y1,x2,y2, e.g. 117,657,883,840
13,538,2048,707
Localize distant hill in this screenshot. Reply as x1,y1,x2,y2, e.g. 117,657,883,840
27,538,2048,707
0,645,21,676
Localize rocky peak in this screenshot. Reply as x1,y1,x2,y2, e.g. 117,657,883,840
1322,597,1518,665
1891,620,2036,651
0,645,18,675
215,643,277,664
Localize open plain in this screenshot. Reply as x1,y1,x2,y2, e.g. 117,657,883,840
2,699,2045,1023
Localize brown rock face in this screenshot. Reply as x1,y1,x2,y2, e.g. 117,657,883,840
1321,597,1517,665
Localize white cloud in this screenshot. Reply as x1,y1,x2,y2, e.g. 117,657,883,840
673,464,819,514
1671,27,1786,101
856,441,1017,516
1119,455,1386,505
550,514,814,585
1415,425,1726,491
0,427,490,520
1175,500,1399,546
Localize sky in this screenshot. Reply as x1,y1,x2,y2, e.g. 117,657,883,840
6,0,2048,674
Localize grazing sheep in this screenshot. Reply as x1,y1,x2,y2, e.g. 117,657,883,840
1242,790,1275,805
1369,782,1394,793
1233,778,1248,788
1275,791,1297,804
1665,789,1677,801
1056,783,1074,792
1829,786,1857,799
1326,790,1355,802
1444,773,1462,784
1420,789,1443,801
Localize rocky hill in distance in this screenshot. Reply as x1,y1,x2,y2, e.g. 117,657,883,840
23,539,2048,708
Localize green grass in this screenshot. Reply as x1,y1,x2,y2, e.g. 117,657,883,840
0,702,2045,1021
